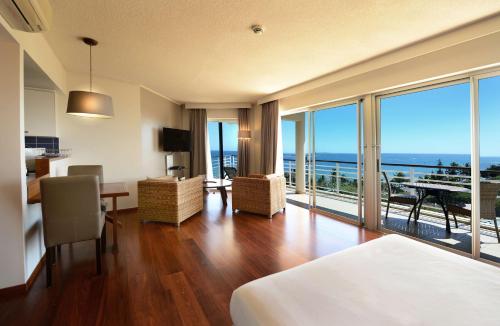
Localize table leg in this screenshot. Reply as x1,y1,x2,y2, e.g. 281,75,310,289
219,187,228,206
436,195,451,232
112,196,118,249
415,191,428,221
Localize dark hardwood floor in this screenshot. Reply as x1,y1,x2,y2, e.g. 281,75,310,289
0,193,380,326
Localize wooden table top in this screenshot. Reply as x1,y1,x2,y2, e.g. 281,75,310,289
401,182,470,193
100,182,130,198
28,181,129,204
203,179,232,188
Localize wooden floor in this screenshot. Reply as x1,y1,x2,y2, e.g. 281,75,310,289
0,193,380,326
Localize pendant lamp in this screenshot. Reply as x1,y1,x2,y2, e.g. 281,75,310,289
66,37,113,118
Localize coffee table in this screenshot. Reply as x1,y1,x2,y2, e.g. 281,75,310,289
203,179,232,206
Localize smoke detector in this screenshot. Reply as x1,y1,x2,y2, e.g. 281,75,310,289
251,25,264,35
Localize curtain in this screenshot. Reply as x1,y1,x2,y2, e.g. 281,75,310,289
260,100,279,174
189,109,208,177
237,108,250,176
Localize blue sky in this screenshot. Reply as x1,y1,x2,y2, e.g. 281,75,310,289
208,121,238,152
282,76,500,156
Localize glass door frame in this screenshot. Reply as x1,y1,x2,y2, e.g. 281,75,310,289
373,67,500,266
308,98,364,226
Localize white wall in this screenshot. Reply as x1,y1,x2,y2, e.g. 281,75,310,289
56,73,142,209
0,40,26,289
140,87,184,178
24,88,56,136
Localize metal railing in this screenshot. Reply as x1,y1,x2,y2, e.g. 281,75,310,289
212,154,238,178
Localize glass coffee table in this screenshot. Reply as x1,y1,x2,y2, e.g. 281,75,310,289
203,179,232,206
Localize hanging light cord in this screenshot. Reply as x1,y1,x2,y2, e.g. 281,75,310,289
89,43,93,92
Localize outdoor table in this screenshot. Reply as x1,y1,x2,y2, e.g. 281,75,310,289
401,182,470,232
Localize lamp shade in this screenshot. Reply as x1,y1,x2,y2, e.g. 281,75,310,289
66,91,114,118
238,129,251,139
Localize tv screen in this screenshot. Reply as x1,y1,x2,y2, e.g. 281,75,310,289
162,128,191,152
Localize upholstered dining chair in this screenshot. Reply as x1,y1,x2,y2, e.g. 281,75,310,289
68,165,107,212
382,172,418,220
40,175,106,287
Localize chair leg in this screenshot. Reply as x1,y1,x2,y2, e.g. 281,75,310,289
494,219,500,244
385,200,390,219
46,246,53,287
101,224,107,253
95,239,102,275
452,212,458,228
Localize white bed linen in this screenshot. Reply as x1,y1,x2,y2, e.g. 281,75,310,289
230,234,500,326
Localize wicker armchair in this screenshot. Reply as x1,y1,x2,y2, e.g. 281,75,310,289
138,176,204,225
232,174,286,218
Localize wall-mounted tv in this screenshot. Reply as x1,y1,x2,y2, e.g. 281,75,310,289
162,128,191,152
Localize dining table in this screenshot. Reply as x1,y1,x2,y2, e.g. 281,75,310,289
401,182,470,232
100,182,130,250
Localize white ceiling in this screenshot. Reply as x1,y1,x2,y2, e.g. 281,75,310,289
43,0,500,103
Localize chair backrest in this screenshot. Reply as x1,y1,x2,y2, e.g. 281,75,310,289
40,175,101,247
479,182,500,220
68,165,104,183
224,167,238,179
382,171,392,197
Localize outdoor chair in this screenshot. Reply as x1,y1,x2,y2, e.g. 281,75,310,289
382,171,418,221
448,182,500,242
224,167,238,180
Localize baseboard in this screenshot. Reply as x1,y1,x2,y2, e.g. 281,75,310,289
0,283,26,297
26,252,46,291
0,252,46,298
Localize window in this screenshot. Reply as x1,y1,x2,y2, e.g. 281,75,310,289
208,121,238,178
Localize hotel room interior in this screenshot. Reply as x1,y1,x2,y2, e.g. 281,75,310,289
1,0,500,325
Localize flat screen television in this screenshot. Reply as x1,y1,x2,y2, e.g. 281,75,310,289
162,128,191,152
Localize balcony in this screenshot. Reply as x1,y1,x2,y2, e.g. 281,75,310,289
212,154,238,179
284,158,500,262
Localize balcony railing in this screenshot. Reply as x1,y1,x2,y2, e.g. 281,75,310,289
212,154,238,178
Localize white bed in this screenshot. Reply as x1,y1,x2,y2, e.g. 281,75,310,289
230,234,500,326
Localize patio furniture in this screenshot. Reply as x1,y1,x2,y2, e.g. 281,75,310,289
402,182,470,232
232,174,286,218
138,175,204,225
382,172,418,220
448,182,500,242
223,166,237,180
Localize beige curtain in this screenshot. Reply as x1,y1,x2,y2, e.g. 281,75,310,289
237,108,250,176
189,109,208,177
260,100,279,174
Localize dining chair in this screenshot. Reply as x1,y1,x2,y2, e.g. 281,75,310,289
448,182,500,242
41,175,106,287
382,171,418,220
68,165,107,212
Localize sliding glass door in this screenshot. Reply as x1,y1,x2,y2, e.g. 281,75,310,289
309,101,363,223
478,73,500,263
208,121,238,178
377,81,472,254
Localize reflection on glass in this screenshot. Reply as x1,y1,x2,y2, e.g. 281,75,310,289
380,82,472,253
479,75,500,263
